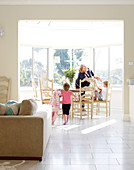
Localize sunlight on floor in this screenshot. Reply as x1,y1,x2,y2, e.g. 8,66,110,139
56,124,80,131
90,115,106,119
81,119,117,134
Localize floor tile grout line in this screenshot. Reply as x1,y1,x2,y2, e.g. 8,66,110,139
116,158,121,165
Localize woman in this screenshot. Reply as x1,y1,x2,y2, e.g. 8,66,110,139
75,65,98,111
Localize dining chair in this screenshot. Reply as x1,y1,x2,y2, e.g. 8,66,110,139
39,78,53,104
94,78,113,117
72,78,96,119
0,76,10,104
72,90,81,118
94,77,103,114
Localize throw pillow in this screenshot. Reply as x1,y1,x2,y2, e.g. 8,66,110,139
0,102,21,115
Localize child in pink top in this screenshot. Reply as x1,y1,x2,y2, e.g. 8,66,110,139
61,83,76,125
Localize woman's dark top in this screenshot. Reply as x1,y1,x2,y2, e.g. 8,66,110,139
75,69,94,88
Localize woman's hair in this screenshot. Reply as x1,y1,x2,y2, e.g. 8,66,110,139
79,64,85,73
63,82,70,91
103,81,108,87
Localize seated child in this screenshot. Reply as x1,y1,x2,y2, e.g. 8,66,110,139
95,81,108,101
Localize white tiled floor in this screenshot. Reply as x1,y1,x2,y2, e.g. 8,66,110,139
36,111,134,170
1,110,134,170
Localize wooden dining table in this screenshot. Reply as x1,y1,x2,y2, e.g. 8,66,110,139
42,88,86,92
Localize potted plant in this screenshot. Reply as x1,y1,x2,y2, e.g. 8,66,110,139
63,67,76,87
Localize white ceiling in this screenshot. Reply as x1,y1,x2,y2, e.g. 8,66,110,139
19,20,124,47
19,20,123,30
0,0,134,5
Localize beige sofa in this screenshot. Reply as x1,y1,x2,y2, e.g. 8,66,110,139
0,104,52,161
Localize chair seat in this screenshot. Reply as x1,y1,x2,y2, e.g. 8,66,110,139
43,98,51,100
73,113,88,116
81,100,92,104
42,99,51,104
73,100,92,103
73,100,80,103
94,100,110,103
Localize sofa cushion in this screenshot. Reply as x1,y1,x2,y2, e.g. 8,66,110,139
19,99,38,115
6,100,20,105
0,102,21,115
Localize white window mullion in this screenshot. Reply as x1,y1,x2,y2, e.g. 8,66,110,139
47,48,49,79
32,47,34,78
93,48,95,73
108,47,110,80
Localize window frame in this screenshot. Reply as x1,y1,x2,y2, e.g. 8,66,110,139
19,45,49,88
19,45,123,88
93,45,123,88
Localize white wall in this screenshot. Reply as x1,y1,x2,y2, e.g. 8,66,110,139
111,89,123,111
0,5,134,119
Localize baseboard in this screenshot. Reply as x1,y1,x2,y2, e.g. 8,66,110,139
130,116,134,123
111,107,123,112
123,114,130,122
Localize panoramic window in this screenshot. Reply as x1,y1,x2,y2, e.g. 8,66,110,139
20,46,48,87
94,47,109,81
33,48,48,86
20,46,32,87
110,46,123,87
52,48,93,87
20,46,123,88
94,45,123,87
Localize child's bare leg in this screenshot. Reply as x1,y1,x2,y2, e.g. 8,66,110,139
67,115,69,121
64,114,67,122
63,114,67,125
53,112,58,125
52,111,58,125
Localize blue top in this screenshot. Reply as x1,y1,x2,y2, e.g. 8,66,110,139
75,69,94,88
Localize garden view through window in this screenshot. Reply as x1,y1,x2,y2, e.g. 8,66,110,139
20,46,47,87
20,46,123,88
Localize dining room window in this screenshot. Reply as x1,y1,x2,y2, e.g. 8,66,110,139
19,45,123,88
20,46,33,87
52,48,93,88
33,48,48,87
94,47,109,81
110,46,123,87
19,45,48,87
94,45,123,87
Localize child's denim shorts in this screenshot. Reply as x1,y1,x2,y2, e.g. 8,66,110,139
96,92,103,101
